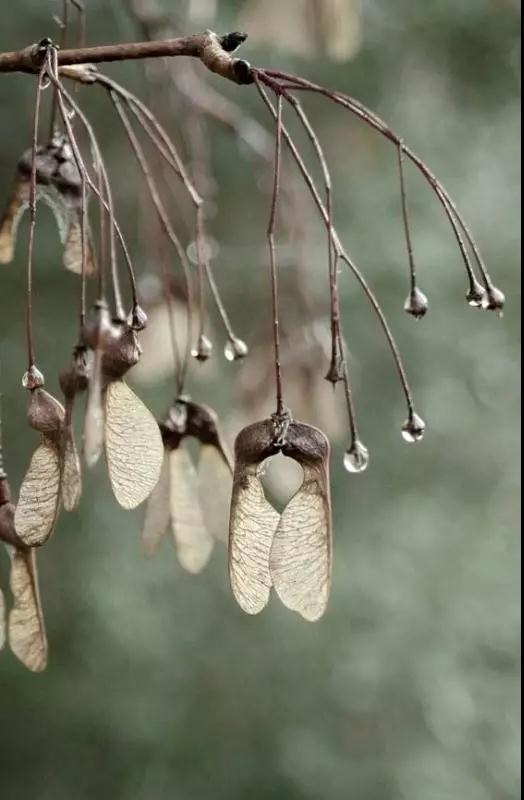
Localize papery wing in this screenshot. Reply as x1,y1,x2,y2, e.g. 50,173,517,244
0,176,30,264
104,380,163,510
229,463,280,615
142,451,170,557
269,426,332,622
14,438,61,547
84,347,105,467
198,443,233,544
0,587,5,652
61,428,82,512
169,446,214,574
62,213,95,276
8,546,47,672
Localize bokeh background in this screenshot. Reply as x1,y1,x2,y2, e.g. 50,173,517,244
0,1,520,799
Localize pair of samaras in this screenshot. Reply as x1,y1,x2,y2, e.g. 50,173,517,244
143,399,233,574
229,417,332,622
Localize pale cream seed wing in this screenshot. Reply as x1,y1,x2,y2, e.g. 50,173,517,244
141,450,170,557
0,176,29,264
269,423,332,622
0,586,6,652
197,444,233,544
61,428,82,512
84,347,105,467
169,446,214,574
104,380,164,510
8,547,48,672
229,464,280,615
14,438,61,547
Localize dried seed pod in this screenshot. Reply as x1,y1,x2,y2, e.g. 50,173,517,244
269,422,332,622
229,417,332,621
14,389,64,547
59,346,89,510
229,419,282,615
142,399,233,569
104,380,163,510
7,545,48,672
83,304,113,467
0,137,94,274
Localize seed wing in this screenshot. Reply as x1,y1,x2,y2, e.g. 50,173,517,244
141,450,170,557
0,587,5,652
61,428,82,512
14,438,61,547
198,443,233,544
84,348,105,467
269,463,332,623
169,446,214,574
104,380,163,509
62,212,95,276
229,463,280,615
0,176,29,264
8,546,47,672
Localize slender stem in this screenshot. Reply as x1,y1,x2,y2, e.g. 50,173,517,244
107,88,193,392
25,62,47,371
258,80,285,416
256,76,416,415
263,70,492,291
195,206,207,343
397,142,417,293
48,0,69,139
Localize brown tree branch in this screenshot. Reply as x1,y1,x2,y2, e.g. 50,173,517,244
0,31,254,84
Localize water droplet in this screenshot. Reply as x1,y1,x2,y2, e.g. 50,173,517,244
466,279,487,308
404,287,428,319
22,365,45,390
485,285,505,317
343,440,370,473
129,303,148,331
191,335,213,362
401,412,426,443
224,337,248,361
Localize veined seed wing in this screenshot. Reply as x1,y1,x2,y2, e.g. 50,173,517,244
14,437,61,547
169,445,214,574
142,450,170,556
229,420,281,615
269,422,332,622
62,210,95,276
61,427,82,512
0,176,29,264
198,440,233,544
104,380,163,509
8,546,47,672
84,347,105,467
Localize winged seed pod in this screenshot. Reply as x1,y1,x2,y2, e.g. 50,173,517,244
142,399,233,573
0,479,47,672
58,345,91,512
14,388,65,547
0,133,94,274
95,322,163,509
229,416,332,622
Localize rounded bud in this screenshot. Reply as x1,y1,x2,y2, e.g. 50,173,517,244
129,303,148,331
485,285,505,316
466,278,487,308
192,335,213,362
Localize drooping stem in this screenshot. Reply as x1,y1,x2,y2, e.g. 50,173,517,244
107,88,192,392
397,142,417,294
257,79,284,416
25,61,47,371
256,76,417,416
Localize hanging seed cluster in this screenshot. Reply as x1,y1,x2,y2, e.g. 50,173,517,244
0,16,504,671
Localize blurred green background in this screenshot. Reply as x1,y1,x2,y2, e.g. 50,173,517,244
0,1,520,799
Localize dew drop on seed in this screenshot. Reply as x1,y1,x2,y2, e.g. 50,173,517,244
343,440,370,473
191,335,213,362
486,285,505,317
224,337,248,362
401,412,426,443
22,365,45,390
404,287,428,319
